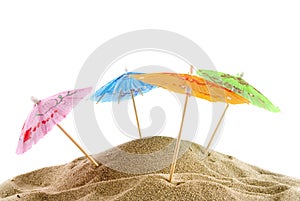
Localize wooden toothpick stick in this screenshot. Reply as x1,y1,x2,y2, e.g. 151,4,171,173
130,90,142,139
169,92,189,182
205,103,229,153
56,124,99,167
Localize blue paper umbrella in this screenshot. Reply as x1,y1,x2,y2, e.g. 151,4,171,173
91,71,156,138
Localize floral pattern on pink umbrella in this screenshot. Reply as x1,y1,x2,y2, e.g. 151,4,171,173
17,87,99,166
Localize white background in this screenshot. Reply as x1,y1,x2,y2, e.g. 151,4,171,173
0,1,300,183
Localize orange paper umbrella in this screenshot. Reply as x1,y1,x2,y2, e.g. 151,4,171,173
131,71,249,182
132,73,249,104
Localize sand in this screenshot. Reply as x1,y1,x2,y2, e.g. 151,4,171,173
1,136,300,200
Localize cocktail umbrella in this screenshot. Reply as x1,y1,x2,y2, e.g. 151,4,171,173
17,87,99,166
131,70,249,182
91,71,157,139
196,69,280,152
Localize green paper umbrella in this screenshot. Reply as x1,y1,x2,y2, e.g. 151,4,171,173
196,69,279,112
196,69,280,152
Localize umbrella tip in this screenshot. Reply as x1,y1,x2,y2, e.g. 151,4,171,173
125,67,128,73
31,96,40,104
237,72,244,78
189,65,193,74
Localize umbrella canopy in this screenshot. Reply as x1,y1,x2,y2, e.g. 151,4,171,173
91,71,157,138
131,72,250,104
132,72,249,182
91,72,156,103
17,87,98,166
196,69,279,112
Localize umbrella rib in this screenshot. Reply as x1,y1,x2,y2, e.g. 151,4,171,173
96,94,105,104
118,90,122,104
138,88,143,96
35,100,48,136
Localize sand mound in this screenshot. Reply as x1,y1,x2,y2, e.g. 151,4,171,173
1,136,300,200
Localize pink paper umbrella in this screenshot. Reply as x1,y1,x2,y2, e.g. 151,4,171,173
16,87,99,166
